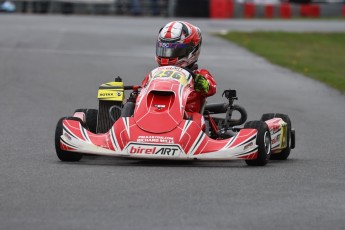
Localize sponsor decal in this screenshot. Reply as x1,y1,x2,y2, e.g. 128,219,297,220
243,142,254,151
161,43,170,48
63,132,72,141
99,92,114,97
98,90,123,99
154,104,166,109
271,134,281,145
152,69,187,85
157,42,188,49
270,126,281,135
128,144,180,157
137,135,174,143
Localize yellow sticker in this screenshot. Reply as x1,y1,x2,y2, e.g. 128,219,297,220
97,89,124,101
97,81,125,101
152,70,187,85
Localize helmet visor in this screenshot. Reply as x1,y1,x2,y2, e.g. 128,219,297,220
156,42,193,58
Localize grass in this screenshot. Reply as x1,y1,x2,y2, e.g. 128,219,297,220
218,32,345,93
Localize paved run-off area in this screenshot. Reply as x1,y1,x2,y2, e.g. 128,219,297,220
1,15,345,230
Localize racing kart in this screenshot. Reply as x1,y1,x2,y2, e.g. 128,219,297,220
55,66,295,166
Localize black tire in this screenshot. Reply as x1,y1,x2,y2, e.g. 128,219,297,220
261,113,292,160
261,113,275,123
55,117,83,162
74,109,98,133
244,120,271,166
97,100,122,133
121,102,135,117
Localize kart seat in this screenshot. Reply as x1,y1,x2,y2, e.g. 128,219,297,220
204,102,228,114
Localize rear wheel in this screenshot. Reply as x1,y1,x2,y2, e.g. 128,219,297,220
55,117,83,162
244,121,271,166
261,113,292,160
74,109,98,133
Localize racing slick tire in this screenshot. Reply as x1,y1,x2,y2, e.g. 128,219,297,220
55,117,83,162
74,109,98,133
261,113,293,160
244,121,271,166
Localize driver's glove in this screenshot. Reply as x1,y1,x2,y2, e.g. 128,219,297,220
194,74,210,93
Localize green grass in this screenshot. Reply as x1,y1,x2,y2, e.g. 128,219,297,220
218,32,345,93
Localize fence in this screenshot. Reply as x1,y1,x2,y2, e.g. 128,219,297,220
210,0,345,18
10,0,169,15
3,0,345,17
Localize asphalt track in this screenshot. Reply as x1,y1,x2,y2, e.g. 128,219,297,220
1,15,345,230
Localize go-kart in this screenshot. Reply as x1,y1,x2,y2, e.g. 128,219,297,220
55,66,295,166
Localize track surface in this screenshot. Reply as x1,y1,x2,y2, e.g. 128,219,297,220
1,15,345,230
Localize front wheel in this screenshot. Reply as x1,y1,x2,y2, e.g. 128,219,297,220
244,121,271,166
55,117,83,162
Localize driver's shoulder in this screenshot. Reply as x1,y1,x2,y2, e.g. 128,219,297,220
194,68,212,77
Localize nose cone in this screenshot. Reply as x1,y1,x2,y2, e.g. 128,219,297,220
134,90,181,133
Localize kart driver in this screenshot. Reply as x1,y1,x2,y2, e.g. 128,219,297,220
141,21,216,114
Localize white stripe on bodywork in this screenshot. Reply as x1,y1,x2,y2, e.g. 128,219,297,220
60,137,79,150
222,135,236,150
80,123,91,143
222,131,257,150
110,125,121,151
179,120,192,141
123,117,130,139
179,84,184,114
192,145,258,160
187,131,206,156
